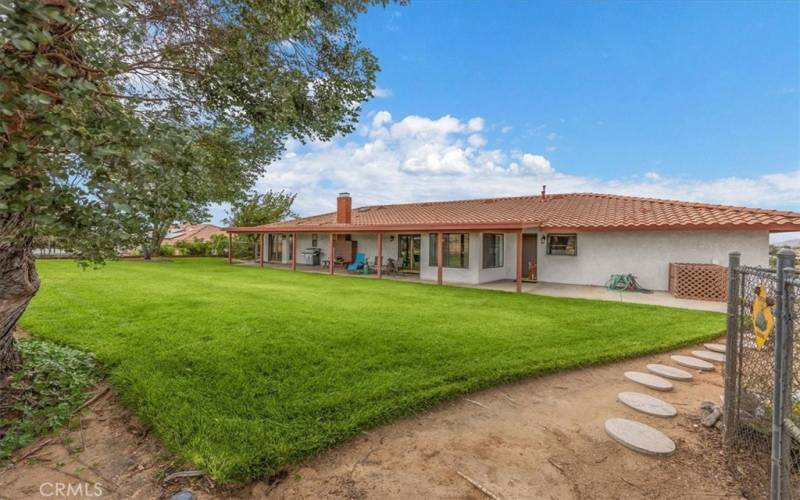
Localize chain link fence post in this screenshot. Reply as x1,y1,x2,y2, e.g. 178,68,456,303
771,249,796,499
724,251,741,448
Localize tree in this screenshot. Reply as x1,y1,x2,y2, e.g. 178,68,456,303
1,0,388,376
108,122,267,260
226,190,298,259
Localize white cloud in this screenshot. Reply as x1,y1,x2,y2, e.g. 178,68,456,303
389,114,463,139
252,110,800,218
467,134,487,148
500,125,513,134
519,153,553,174
372,86,393,98
467,117,484,132
371,110,393,128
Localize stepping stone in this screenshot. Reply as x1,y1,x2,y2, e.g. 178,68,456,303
605,417,676,456
646,363,693,381
692,350,725,363
618,391,677,417
671,355,714,371
704,343,726,353
624,371,673,391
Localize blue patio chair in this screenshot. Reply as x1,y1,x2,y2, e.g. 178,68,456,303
346,252,366,272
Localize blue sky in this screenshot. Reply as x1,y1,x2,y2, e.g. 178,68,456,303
215,1,799,240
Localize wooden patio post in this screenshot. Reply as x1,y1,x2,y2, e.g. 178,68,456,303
291,232,297,271
515,230,523,293
437,232,443,285
328,233,334,275
259,234,264,268
227,233,232,264
377,232,383,279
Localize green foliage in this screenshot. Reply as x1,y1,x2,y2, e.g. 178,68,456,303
2,0,387,262
22,258,725,482
208,234,228,256
226,190,298,229
159,244,176,257
175,238,210,256
226,190,298,253
0,340,99,461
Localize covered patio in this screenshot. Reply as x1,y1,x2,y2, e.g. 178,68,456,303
225,225,530,292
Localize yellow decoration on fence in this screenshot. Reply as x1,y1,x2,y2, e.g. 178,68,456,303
751,286,775,350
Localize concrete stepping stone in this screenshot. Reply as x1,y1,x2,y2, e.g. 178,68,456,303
605,417,676,456
617,391,677,417
646,363,693,381
692,350,725,363
624,371,673,391
703,343,726,353
671,355,714,371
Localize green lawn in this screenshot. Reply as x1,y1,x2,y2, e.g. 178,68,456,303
22,258,724,482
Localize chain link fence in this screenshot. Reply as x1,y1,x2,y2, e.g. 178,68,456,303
723,250,798,499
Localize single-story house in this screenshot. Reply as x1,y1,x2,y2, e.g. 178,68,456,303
163,224,225,245
225,191,800,292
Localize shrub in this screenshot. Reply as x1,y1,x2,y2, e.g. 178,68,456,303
209,233,228,256
0,340,100,460
176,238,211,256
159,243,176,256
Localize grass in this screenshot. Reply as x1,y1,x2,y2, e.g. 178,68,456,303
21,257,724,482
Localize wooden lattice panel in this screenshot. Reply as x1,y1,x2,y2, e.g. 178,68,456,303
668,263,728,302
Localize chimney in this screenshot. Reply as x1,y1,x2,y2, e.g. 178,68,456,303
336,192,352,224
540,185,547,201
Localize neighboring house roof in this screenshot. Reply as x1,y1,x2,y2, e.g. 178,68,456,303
163,224,224,243
226,193,800,234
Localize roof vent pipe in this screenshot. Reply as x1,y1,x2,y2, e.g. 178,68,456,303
541,185,547,201
336,192,352,224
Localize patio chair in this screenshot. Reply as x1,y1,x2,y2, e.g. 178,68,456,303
346,252,366,272
382,257,397,275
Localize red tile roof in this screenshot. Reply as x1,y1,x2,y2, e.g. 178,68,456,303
227,193,800,233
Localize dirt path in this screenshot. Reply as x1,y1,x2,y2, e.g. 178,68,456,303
1,341,744,499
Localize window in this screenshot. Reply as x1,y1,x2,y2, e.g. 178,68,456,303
482,234,504,268
429,233,470,268
311,234,318,247
547,234,577,256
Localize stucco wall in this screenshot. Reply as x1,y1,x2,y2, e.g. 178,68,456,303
536,230,769,291
289,232,399,267
268,229,768,291
419,232,518,284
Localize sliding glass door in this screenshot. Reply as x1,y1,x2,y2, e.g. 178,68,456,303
398,234,421,273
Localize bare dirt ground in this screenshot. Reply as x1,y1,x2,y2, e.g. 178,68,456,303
1,340,745,499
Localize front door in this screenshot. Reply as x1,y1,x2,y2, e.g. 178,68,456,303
522,234,538,281
398,234,421,273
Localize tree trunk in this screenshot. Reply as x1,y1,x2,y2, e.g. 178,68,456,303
143,223,168,260
0,213,40,377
